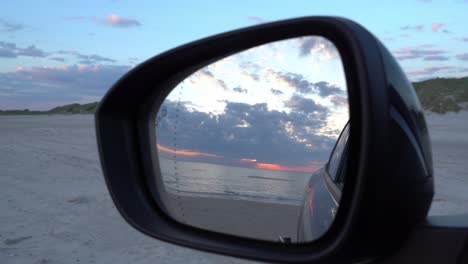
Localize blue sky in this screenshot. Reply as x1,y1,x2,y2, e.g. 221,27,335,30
1,0,468,110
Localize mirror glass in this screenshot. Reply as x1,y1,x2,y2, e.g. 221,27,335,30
154,36,349,243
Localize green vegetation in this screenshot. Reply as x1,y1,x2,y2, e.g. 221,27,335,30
413,76,468,114
0,102,99,115
1,76,467,115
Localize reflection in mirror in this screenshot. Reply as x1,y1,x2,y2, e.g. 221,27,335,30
155,36,349,243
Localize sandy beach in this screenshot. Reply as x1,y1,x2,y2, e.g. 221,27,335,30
0,115,258,264
164,193,300,241
1,113,467,263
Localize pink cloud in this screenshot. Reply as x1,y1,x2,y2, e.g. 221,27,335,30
102,14,141,27
65,14,141,28
431,23,444,32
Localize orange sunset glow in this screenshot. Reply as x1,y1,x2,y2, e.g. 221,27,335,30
157,144,221,158
157,144,323,173
255,162,323,173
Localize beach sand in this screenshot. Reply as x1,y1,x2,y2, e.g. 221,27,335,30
164,193,300,241
1,113,467,263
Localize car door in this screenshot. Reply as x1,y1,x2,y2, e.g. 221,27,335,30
297,122,350,242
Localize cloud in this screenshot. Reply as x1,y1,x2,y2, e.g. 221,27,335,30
78,54,116,64
102,14,141,27
284,94,329,115
246,16,267,24
57,50,116,64
423,55,450,61
233,87,248,94
400,25,424,32
269,70,344,97
0,41,116,65
431,23,444,32
0,64,131,110
240,71,259,82
0,41,47,58
191,69,228,90
273,72,313,94
0,18,23,32
50,57,66,62
406,66,456,76
456,53,468,61
298,37,338,59
65,14,141,28
156,99,337,168
330,95,348,108
314,81,343,97
393,45,447,61
270,88,283,95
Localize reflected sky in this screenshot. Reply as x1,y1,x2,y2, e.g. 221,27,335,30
156,36,349,172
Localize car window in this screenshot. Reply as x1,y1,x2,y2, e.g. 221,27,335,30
327,123,350,181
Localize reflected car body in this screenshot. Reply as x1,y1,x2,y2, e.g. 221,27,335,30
297,122,350,242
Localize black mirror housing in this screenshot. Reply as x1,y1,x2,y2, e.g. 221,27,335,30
95,16,433,263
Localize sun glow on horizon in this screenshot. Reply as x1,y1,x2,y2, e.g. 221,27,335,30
157,144,221,158
158,144,323,173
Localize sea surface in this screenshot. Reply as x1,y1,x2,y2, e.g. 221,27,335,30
158,158,313,205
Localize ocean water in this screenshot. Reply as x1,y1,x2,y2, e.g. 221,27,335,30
158,158,314,205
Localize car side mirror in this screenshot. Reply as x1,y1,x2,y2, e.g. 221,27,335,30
95,16,433,263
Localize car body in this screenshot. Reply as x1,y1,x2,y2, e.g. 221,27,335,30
297,122,349,242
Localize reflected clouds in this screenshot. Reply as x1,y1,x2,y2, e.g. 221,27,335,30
156,36,349,171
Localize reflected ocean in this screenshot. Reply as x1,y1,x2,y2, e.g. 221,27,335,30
159,158,314,205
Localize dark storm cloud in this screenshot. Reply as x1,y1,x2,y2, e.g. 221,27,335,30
0,41,47,58
233,87,248,94
156,99,336,166
270,88,283,95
